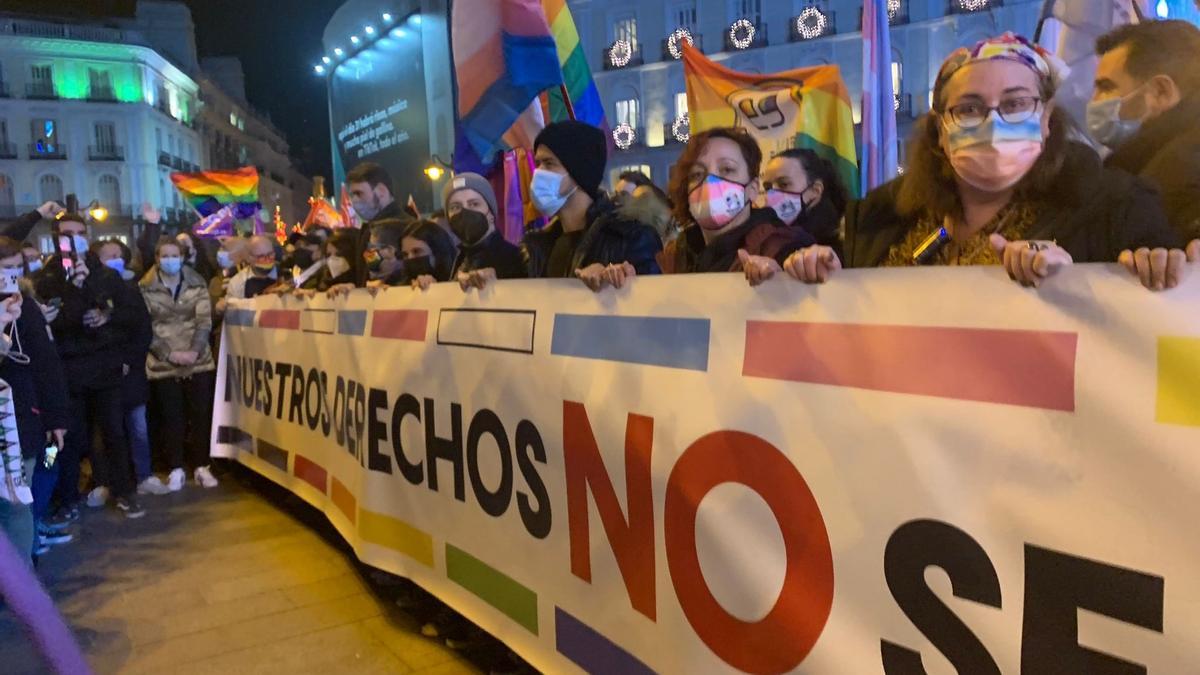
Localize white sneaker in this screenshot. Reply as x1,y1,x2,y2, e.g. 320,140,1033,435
194,466,219,489
86,486,110,508
137,476,172,496
167,468,186,492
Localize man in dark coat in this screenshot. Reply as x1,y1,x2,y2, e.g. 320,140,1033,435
522,121,662,290
1090,20,1200,288
442,172,527,288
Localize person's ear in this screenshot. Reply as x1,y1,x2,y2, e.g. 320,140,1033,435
808,179,825,203
1146,74,1182,117
374,185,389,203
1040,99,1055,141
744,177,761,205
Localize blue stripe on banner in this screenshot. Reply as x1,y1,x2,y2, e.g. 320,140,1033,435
225,309,256,327
338,310,368,336
550,314,710,372
555,608,655,675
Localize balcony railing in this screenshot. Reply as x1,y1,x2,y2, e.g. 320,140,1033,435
0,142,16,159
660,32,704,61
0,81,9,98
29,143,66,160
172,156,185,171
158,151,172,167
790,12,837,41
895,93,913,117
724,21,769,51
88,145,125,161
663,121,690,145
25,82,58,100
87,86,118,102
601,44,644,71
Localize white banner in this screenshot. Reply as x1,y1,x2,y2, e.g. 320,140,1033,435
212,266,1200,674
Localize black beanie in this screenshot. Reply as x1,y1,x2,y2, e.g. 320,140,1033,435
534,121,608,199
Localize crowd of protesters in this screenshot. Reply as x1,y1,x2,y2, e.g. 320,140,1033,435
0,23,1198,656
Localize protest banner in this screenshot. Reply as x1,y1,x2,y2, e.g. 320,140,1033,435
213,266,1200,673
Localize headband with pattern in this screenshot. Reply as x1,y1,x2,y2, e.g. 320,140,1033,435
935,33,1068,98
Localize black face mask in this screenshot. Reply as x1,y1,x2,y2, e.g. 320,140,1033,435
404,255,435,280
449,210,490,247
291,248,315,270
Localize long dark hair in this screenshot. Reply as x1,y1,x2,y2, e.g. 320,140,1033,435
774,148,851,217
895,64,1078,221
326,230,367,286
668,127,762,228
402,219,457,282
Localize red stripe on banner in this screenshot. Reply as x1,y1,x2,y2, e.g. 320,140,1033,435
259,310,300,330
372,310,428,341
330,476,357,525
743,322,1077,411
293,455,328,494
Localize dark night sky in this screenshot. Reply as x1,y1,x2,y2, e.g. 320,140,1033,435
183,0,344,181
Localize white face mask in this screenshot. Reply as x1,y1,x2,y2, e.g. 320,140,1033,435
326,255,350,279
530,168,576,217
1086,84,1149,149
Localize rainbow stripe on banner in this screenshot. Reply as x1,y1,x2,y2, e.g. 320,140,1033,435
541,0,606,129
682,43,859,196
170,167,261,218
452,0,563,162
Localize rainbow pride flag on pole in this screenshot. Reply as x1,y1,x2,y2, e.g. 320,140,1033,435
452,0,563,162
682,43,859,196
540,0,606,129
170,167,261,219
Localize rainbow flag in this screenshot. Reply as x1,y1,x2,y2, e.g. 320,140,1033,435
452,0,563,162
541,0,606,129
682,44,859,196
170,167,260,218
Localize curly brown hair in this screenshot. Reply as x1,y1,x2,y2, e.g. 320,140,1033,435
668,127,762,228
895,62,1080,221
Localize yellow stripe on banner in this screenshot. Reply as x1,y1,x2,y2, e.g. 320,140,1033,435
1157,336,1200,427
359,508,436,567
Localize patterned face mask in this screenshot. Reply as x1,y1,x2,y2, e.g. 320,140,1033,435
943,112,1044,192
688,174,748,230
766,189,806,226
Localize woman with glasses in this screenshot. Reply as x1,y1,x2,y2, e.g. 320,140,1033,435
785,33,1179,286
661,127,815,285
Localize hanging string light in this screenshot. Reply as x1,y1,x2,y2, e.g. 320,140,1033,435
729,19,756,50
795,8,828,40
608,39,633,68
888,0,902,20
668,28,695,60
957,0,990,11
672,114,691,143
613,123,637,150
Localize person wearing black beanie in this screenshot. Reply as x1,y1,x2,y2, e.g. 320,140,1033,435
524,121,664,290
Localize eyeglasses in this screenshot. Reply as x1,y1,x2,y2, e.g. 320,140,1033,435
945,96,1042,128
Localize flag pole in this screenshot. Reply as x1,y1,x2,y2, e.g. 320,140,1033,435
558,84,577,121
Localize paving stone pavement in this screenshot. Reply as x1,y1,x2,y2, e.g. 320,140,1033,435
0,466,490,675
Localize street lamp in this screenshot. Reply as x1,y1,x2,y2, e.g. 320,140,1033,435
424,154,452,181
86,200,108,222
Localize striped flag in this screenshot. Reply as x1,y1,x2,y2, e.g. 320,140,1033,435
452,0,564,163
170,167,261,218
541,0,607,129
682,43,859,197
861,0,898,195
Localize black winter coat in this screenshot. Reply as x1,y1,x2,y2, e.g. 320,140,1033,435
0,210,39,243
1105,94,1200,242
121,278,153,409
522,196,663,278
453,231,528,280
0,294,70,459
843,143,1181,268
32,255,143,392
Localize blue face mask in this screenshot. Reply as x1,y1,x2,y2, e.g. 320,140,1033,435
159,257,183,276
1086,93,1144,149
26,259,43,273
217,250,234,269
530,168,577,217
103,258,126,276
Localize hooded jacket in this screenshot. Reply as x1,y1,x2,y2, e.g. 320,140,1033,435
139,264,215,381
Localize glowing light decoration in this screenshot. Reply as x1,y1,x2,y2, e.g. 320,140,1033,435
609,39,633,67
889,0,903,19
382,12,393,22
613,123,637,150
1156,0,1169,16
314,65,326,75
729,19,756,49
957,0,990,10
322,56,331,64
668,28,695,60
365,25,376,35
894,94,900,111
672,114,690,143
334,47,344,56
795,8,828,40
350,35,361,44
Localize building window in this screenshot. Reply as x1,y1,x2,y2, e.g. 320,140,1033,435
616,98,640,130
612,14,638,52
29,65,54,98
31,119,59,155
97,174,121,210
730,0,762,24
675,92,689,118
671,2,698,31
0,174,14,216
156,128,163,152
87,68,114,100
39,174,64,203
94,122,117,153
892,61,902,94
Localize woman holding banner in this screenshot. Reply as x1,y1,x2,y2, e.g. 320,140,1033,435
661,127,814,285
784,33,1180,287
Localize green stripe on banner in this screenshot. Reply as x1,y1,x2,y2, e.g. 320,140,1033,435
794,132,860,196
445,544,538,634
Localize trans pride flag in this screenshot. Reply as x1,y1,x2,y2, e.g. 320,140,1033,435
861,0,898,194
170,167,261,219
682,43,859,196
452,0,563,162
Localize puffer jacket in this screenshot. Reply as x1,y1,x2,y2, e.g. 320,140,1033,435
522,194,663,277
140,265,215,381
